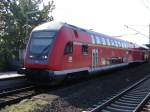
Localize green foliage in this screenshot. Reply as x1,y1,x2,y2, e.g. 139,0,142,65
0,0,55,70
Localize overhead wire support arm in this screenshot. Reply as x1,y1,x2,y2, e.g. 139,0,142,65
124,25,149,38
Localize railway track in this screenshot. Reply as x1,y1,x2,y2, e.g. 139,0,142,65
84,75,150,112
0,85,38,109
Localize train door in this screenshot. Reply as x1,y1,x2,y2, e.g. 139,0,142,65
92,48,98,69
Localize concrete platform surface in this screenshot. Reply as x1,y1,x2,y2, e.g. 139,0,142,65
0,72,24,79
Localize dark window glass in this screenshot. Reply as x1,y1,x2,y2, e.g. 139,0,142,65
64,42,73,54
82,45,88,54
32,31,56,37
74,30,78,38
29,31,56,55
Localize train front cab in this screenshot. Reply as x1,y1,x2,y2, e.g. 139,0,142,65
24,22,71,83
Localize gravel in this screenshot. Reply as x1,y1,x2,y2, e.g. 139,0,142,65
2,62,150,112
36,62,150,112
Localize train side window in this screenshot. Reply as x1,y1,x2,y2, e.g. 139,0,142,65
119,42,122,47
96,36,100,44
122,42,125,48
120,42,122,48
106,38,110,46
91,35,96,44
115,40,118,47
102,38,106,45
64,42,73,55
116,40,119,47
99,36,103,44
114,40,118,47
74,30,78,38
122,42,124,48
127,43,129,48
123,42,126,48
119,41,122,47
82,44,88,55
112,40,115,47
125,43,127,48
110,39,113,46
105,38,108,45
117,41,121,47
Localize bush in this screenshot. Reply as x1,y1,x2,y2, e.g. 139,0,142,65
0,58,10,71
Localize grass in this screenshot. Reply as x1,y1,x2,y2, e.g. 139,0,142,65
0,99,49,112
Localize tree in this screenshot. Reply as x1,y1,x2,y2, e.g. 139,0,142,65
0,0,55,70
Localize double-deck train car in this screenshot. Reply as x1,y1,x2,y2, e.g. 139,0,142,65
23,22,148,82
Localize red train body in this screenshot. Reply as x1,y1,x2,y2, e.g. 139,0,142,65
24,22,148,82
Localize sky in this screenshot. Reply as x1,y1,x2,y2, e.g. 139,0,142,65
44,0,150,45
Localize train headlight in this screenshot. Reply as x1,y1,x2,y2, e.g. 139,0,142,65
42,55,48,59
29,55,34,58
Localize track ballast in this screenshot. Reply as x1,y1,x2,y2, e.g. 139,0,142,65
0,85,37,109
84,75,150,112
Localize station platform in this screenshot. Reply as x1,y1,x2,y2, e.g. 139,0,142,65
0,72,24,80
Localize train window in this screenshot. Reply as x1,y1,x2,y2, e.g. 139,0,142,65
120,42,122,48
96,36,100,44
123,42,126,48
102,38,106,45
110,39,114,46
126,43,129,48
74,30,78,38
105,38,108,45
106,38,110,46
112,40,115,47
117,41,121,47
114,40,118,47
124,42,127,48
115,40,118,47
82,45,88,54
122,42,125,48
116,40,119,47
91,35,96,44
121,42,123,48
99,37,103,44
64,42,73,55
122,42,124,48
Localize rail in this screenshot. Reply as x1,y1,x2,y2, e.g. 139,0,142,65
83,75,150,112
0,85,37,109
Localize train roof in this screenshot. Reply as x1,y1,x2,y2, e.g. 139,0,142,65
65,22,129,42
32,22,64,31
64,22,143,48
32,21,143,48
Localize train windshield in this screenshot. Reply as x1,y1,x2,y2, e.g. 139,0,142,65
29,31,56,58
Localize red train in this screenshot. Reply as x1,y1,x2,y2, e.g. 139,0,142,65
23,22,148,83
